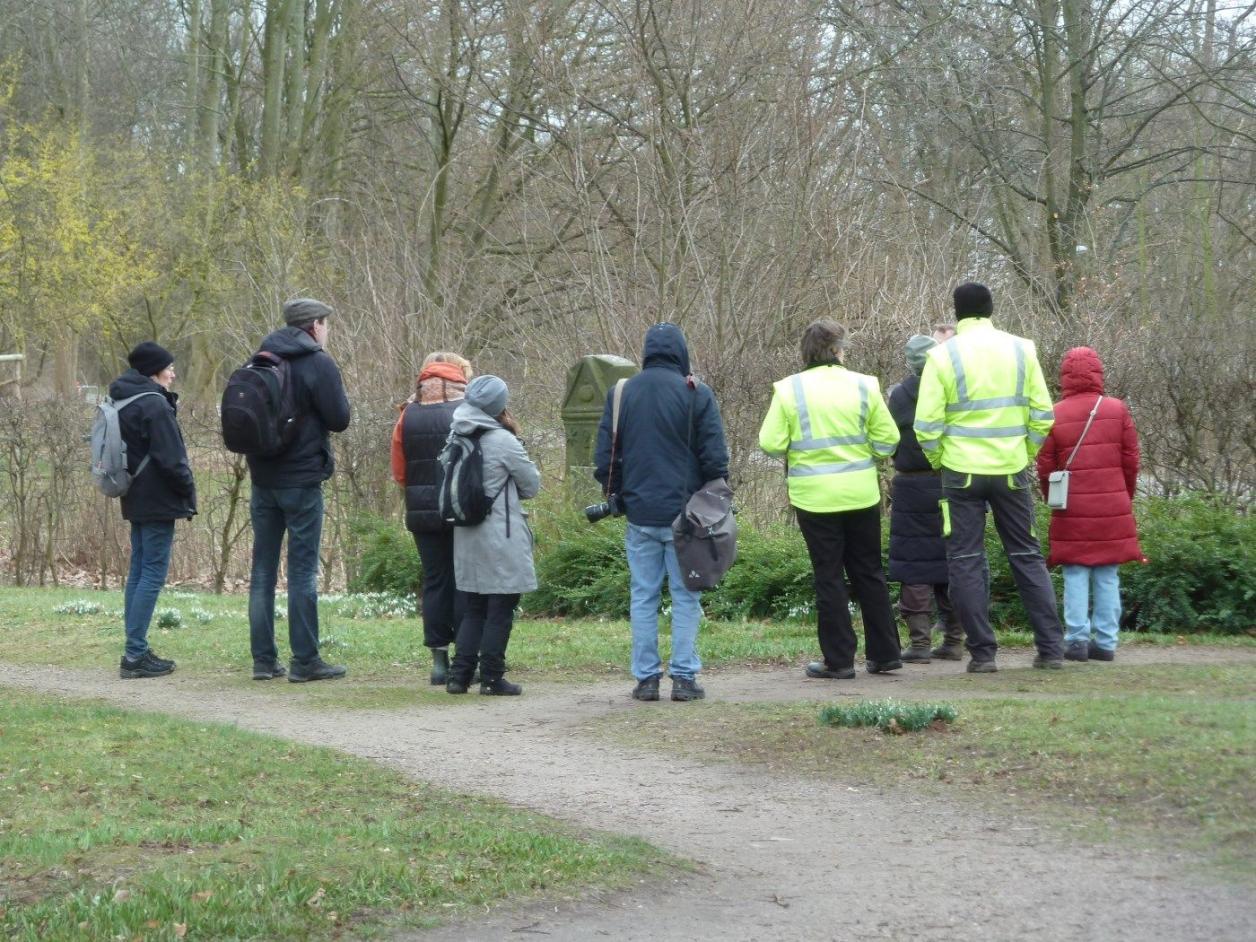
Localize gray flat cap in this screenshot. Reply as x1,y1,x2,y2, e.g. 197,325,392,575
283,297,333,325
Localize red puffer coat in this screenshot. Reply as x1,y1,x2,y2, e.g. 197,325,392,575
1036,347,1144,567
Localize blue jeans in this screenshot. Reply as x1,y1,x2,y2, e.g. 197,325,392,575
625,524,702,681
249,485,324,664
1063,564,1121,651
123,521,175,661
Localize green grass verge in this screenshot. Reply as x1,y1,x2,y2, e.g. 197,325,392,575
0,689,661,940
4,588,1249,685
591,663,1256,878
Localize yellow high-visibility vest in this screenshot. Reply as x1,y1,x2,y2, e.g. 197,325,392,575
913,318,1055,475
758,364,899,512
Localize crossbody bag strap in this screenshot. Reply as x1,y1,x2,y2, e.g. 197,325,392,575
605,378,628,498
1064,396,1104,469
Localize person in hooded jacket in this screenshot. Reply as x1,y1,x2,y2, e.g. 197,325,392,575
110,341,197,679
887,335,965,662
391,351,473,685
594,323,730,703
1036,347,1143,662
246,298,351,683
444,375,540,696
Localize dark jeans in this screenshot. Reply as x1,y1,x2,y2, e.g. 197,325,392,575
123,520,175,661
795,505,901,669
413,530,464,649
942,468,1064,662
451,593,520,683
248,485,323,664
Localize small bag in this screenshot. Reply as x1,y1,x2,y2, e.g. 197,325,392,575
90,392,163,498
672,478,737,591
1046,396,1103,511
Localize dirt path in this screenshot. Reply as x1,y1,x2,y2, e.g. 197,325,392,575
3,647,1254,942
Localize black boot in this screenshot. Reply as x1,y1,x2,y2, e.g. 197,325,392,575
429,648,449,686
480,676,522,696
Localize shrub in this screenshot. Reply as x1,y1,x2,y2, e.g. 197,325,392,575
155,608,183,629
524,515,631,617
348,516,423,600
1120,495,1254,635
703,524,815,621
819,699,957,733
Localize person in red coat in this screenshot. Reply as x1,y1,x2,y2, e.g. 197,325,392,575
1036,347,1143,662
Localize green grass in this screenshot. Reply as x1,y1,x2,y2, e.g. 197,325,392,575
4,587,1248,686
0,689,661,941
818,699,957,732
591,663,1256,877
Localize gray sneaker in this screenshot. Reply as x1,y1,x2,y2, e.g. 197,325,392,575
252,659,287,680
966,659,998,673
119,652,175,679
1033,655,1064,670
900,647,932,663
930,644,965,661
670,676,705,701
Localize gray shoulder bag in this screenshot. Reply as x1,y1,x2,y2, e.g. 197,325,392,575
1046,396,1103,510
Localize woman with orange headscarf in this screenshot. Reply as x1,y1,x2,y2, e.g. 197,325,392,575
391,352,473,684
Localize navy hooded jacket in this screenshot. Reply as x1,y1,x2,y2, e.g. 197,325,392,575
593,324,729,527
107,369,197,523
245,326,351,489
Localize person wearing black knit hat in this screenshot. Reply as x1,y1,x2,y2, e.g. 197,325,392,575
913,283,1065,672
110,342,197,679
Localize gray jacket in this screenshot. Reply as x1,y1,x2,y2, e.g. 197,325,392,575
450,402,541,595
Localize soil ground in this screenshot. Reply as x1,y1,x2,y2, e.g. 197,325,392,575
3,645,1254,941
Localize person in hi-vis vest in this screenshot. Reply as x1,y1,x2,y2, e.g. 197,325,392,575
759,320,903,680
914,283,1065,672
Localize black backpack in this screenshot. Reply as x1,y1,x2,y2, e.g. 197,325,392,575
220,351,299,456
437,429,494,526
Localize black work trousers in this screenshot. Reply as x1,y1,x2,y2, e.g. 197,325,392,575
413,530,464,649
450,592,520,684
796,504,901,669
942,467,1064,662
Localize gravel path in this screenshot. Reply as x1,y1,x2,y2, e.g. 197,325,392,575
3,646,1254,942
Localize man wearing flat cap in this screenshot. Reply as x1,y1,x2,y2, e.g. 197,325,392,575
246,297,351,683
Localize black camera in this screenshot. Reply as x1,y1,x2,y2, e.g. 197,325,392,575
584,494,624,523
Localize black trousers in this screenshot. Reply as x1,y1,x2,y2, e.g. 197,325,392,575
451,593,520,683
796,504,901,669
413,530,464,649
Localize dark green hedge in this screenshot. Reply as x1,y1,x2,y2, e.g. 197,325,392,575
350,494,1252,635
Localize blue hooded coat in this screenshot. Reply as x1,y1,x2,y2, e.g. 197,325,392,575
594,324,729,527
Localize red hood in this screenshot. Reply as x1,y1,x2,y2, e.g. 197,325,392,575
1060,346,1105,397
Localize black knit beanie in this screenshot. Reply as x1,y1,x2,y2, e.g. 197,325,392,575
953,282,994,319
127,341,174,377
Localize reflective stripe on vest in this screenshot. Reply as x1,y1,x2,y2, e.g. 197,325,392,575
788,457,875,477
788,373,869,452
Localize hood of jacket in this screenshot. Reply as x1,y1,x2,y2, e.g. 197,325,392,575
1060,346,1105,397
641,322,691,375
451,401,503,436
259,325,322,359
108,368,177,409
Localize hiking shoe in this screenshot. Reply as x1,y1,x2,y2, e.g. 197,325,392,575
805,661,856,680
866,659,903,674
671,677,706,701
119,652,174,679
900,647,933,663
146,650,175,669
252,659,287,680
287,657,347,683
480,677,522,696
430,648,449,686
1088,642,1115,662
931,644,965,661
966,659,998,673
1032,655,1064,670
1064,641,1090,662
632,676,661,701
446,677,470,695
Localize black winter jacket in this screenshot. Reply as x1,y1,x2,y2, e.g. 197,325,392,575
400,400,458,533
593,324,729,527
108,370,197,523
886,372,947,584
245,327,351,489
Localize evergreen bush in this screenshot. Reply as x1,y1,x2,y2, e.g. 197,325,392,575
348,516,424,600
